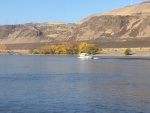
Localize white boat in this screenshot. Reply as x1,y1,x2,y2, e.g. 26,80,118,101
78,53,92,59
92,57,99,59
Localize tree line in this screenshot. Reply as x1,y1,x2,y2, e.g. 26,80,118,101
30,42,101,55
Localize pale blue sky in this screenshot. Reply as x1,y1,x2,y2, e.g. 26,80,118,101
0,0,144,25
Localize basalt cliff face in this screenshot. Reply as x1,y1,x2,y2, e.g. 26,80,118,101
0,2,150,48
77,1,150,42
0,23,77,44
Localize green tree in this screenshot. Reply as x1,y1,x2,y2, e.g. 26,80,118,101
125,48,132,55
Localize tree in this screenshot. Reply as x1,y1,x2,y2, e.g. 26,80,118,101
30,42,100,55
0,44,7,50
78,42,99,54
78,42,87,53
84,44,99,54
124,48,132,55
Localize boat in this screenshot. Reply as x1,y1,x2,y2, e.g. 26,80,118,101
91,57,99,60
78,53,92,59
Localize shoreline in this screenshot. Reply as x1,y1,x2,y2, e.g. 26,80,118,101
95,47,150,57
94,51,150,57
0,47,150,57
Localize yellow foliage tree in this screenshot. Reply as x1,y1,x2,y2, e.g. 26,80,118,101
78,42,87,53
30,42,100,55
78,42,99,54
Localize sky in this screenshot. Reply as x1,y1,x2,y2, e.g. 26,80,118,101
0,0,144,25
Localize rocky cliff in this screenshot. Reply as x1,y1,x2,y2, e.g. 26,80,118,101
0,2,150,48
0,23,77,44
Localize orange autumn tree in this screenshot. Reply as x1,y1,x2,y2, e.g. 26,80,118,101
0,44,7,51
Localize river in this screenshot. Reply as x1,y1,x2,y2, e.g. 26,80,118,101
0,55,150,113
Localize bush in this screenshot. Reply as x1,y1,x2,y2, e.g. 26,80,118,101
124,48,132,55
29,49,34,54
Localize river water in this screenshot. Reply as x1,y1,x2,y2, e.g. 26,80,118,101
0,55,150,113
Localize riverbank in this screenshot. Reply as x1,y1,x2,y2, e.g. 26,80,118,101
0,50,29,55
95,47,150,57
0,47,150,57
95,51,150,57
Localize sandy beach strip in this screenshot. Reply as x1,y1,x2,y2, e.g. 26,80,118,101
95,47,150,57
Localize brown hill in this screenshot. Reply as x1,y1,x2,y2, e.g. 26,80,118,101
0,23,77,44
0,2,150,49
78,1,150,24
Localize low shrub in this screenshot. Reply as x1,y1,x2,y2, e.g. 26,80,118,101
124,48,132,55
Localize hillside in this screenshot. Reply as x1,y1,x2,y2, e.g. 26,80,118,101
0,23,77,44
79,1,150,24
0,2,150,49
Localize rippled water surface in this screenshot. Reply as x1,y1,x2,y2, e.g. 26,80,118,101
0,55,150,113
